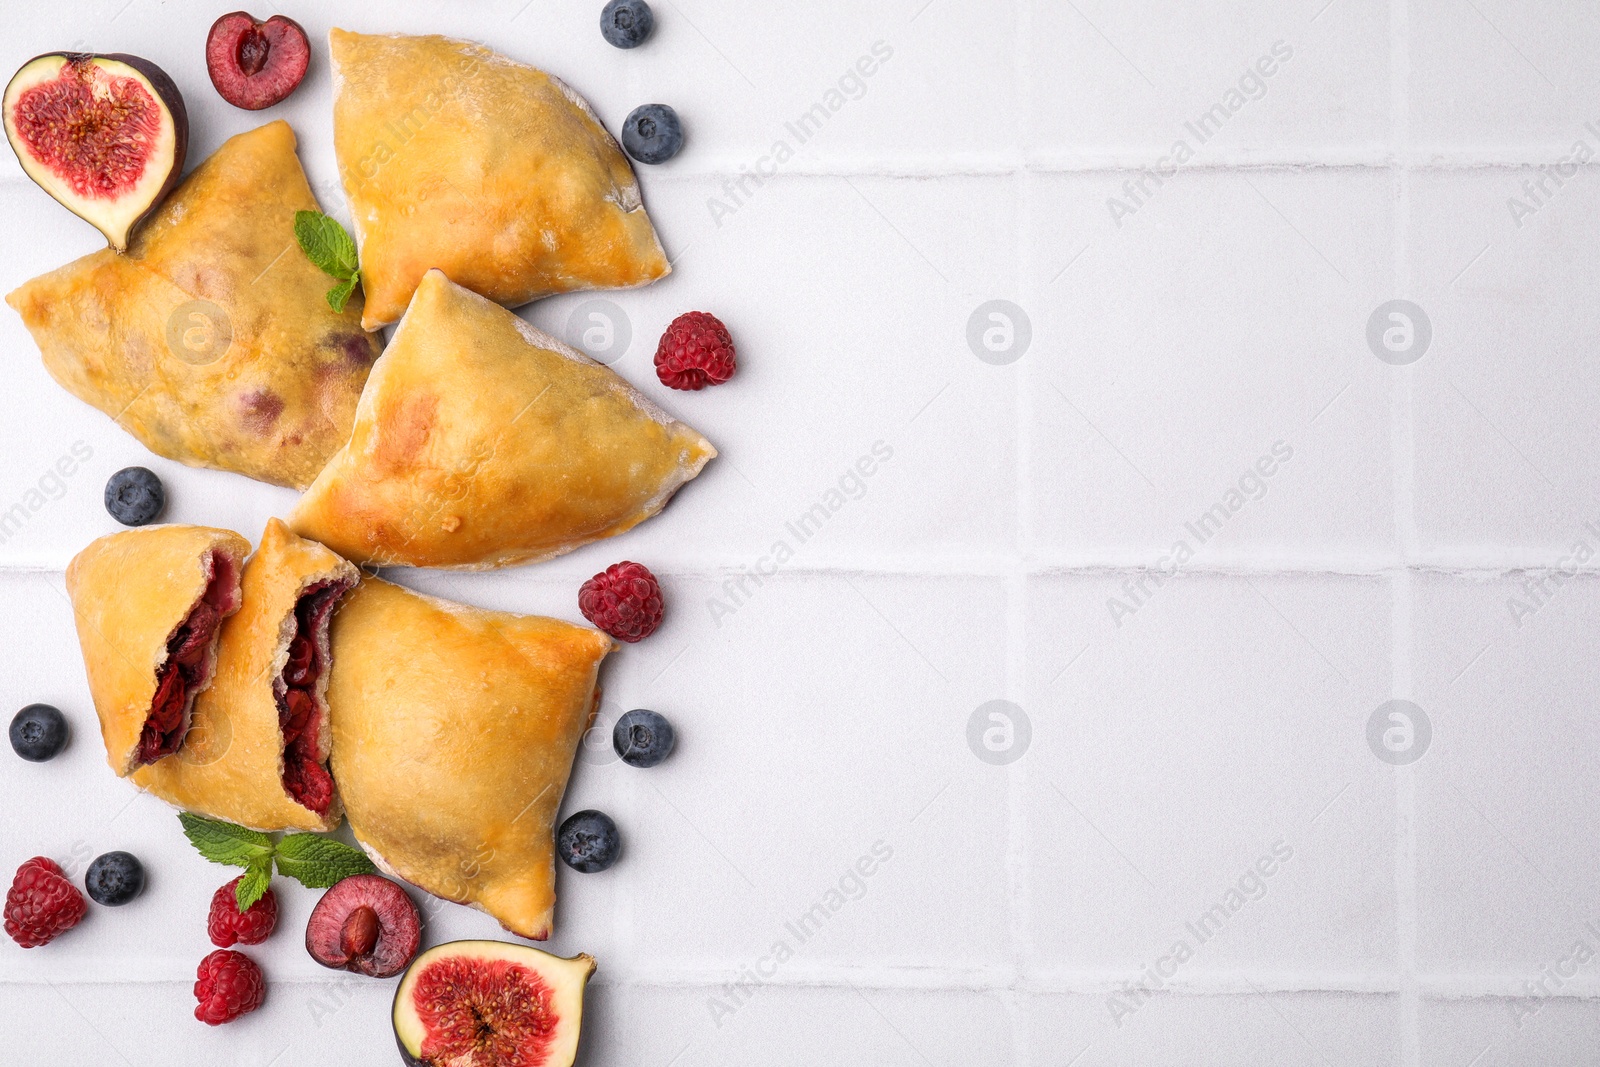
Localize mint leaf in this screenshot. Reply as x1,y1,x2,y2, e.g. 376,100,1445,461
294,210,359,280
235,859,273,912
179,813,274,868
178,816,375,909
275,833,376,888
326,272,360,314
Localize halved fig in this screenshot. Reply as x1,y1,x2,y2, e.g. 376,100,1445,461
137,547,242,766
206,12,310,111
3,52,187,251
306,874,421,978
394,941,595,1067
277,576,354,816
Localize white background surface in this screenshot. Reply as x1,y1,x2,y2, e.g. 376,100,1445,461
1,0,1598,1064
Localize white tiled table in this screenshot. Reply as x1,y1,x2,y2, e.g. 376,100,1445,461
3,1,1598,1064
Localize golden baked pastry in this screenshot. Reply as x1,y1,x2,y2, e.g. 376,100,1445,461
289,269,715,569
329,29,670,329
327,576,613,939
132,519,358,832
65,526,250,777
6,121,383,490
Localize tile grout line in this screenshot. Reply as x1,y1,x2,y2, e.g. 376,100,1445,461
11,557,1600,579
1391,0,1421,1061
13,969,1600,995
616,42,643,1005
0,156,1591,185
1009,0,1035,1061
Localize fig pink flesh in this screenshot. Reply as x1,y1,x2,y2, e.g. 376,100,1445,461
412,957,559,1063
13,59,160,198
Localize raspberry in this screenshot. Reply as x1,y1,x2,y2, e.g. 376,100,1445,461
653,311,736,391
207,876,278,947
579,561,664,642
4,856,87,948
193,949,265,1025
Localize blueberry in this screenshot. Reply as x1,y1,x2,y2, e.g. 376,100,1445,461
104,467,165,526
85,851,145,906
601,0,654,48
613,709,674,768
557,810,620,873
621,104,683,165
9,704,68,762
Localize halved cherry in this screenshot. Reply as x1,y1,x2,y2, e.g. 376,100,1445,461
306,874,421,978
205,12,310,111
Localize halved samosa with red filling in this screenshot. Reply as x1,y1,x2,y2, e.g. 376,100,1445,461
65,526,249,776
328,577,612,938
132,519,358,831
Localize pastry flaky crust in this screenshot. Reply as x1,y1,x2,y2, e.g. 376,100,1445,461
5,121,383,490
327,577,613,939
329,29,670,330
132,519,358,832
65,526,250,777
290,269,716,569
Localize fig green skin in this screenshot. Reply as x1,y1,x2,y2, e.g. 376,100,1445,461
3,51,189,252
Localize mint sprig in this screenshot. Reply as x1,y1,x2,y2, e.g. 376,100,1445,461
179,812,272,866
179,813,376,911
293,210,362,313
275,832,378,887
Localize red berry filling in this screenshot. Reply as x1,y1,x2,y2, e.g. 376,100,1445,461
277,579,353,815
136,550,239,766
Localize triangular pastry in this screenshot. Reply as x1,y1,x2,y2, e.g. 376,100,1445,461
132,519,358,832
65,525,249,776
329,29,670,330
327,576,613,939
6,121,383,490
289,269,715,569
